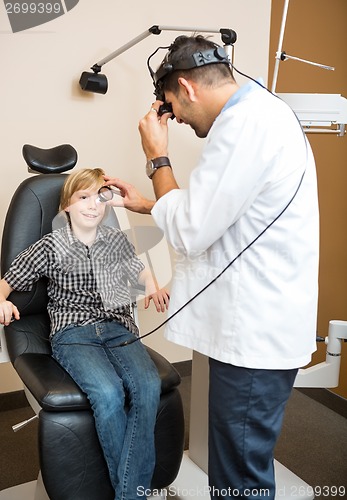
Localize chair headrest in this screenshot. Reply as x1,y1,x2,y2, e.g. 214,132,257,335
23,144,78,174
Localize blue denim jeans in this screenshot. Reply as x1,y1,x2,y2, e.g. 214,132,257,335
51,320,161,500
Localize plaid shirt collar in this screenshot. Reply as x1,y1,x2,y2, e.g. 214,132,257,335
62,223,110,249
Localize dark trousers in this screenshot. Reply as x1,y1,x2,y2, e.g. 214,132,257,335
208,359,298,500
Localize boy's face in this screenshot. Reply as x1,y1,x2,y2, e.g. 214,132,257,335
65,187,107,231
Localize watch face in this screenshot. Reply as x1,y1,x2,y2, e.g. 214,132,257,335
146,159,154,178
146,157,171,178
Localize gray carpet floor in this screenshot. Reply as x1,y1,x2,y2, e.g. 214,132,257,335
0,377,346,494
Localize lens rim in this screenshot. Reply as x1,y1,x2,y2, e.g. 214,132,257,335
97,185,114,203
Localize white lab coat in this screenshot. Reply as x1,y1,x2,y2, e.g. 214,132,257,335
152,82,319,369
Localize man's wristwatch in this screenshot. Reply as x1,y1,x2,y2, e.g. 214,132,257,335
146,156,171,179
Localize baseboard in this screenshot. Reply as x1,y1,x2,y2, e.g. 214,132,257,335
0,390,29,412
297,387,347,419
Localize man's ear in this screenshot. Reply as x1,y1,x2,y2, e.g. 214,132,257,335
177,77,197,102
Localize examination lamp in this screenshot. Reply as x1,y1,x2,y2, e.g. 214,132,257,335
79,25,237,97
79,70,108,94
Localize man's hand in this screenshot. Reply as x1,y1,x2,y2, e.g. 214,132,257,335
138,101,171,160
103,176,155,214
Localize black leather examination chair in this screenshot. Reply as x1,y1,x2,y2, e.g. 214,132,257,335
1,145,184,500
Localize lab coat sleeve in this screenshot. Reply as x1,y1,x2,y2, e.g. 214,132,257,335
152,106,278,256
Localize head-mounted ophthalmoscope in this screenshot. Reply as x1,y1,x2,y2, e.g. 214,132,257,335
147,39,232,117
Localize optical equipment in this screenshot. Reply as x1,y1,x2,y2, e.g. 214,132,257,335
79,71,108,95
79,25,237,100
147,41,232,117
97,185,114,203
271,0,347,136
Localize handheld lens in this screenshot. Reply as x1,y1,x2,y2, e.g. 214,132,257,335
97,186,114,203
158,102,175,119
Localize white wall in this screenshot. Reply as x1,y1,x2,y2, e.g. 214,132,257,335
0,0,271,392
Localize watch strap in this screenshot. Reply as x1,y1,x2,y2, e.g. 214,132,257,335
151,156,171,168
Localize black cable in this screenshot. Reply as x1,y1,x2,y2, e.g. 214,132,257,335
119,168,306,347
12,164,304,350
9,64,308,349
118,64,309,347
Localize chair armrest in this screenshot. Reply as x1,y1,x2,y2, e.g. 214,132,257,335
146,346,181,393
14,348,180,412
14,353,89,412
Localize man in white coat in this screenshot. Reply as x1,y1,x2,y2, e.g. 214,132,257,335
106,35,319,500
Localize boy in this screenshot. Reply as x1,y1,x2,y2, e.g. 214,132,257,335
0,168,169,499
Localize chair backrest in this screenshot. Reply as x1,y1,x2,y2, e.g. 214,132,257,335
1,172,120,362
1,174,67,316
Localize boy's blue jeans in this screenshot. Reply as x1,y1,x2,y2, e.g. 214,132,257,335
51,320,161,500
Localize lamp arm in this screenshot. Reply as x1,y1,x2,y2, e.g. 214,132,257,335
92,25,236,72
80,25,236,94
93,27,157,71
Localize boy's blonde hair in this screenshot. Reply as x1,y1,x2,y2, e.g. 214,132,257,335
60,168,105,211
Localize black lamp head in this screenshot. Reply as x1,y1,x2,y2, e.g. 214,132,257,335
79,70,108,94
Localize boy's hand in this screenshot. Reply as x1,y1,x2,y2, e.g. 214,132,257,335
0,301,20,326
145,288,170,313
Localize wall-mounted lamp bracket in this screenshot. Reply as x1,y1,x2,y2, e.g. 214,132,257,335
90,64,102,74
79,25,237,95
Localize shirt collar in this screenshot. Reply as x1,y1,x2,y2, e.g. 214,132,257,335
221,78,264,113
59,224,109,248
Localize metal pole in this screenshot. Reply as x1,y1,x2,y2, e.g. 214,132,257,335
271,0,290,93
96,29,155,67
